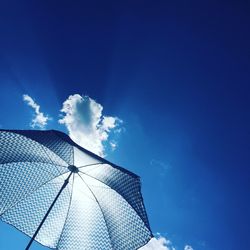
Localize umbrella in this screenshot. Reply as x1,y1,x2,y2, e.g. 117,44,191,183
0,129,152,250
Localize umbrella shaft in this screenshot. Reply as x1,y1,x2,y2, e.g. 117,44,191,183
25,172,73,250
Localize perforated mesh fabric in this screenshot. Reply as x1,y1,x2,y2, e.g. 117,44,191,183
0,129,152,250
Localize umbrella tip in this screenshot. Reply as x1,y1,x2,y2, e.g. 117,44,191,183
68,165,79,173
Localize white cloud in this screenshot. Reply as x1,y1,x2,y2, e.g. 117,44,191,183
184,245,194,250
110,141,117,151
58,94,122,156
140,236,175,250
140,235,194,250
23,94,50,129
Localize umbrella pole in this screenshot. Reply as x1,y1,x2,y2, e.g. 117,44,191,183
25,172,73,250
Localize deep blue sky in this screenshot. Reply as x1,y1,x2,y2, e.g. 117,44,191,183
0,1,249,250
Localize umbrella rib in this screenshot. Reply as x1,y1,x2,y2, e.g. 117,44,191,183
0,170,70,218
56,173,75,248
77,162,104,169
77,163,105,175
77,173,115,250
78,170,150,232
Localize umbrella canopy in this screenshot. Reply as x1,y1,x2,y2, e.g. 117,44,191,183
0,129,152,250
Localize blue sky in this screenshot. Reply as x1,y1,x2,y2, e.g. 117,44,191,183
0,1,249,249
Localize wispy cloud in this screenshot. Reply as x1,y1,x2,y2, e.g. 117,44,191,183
150,159,171,176
184,245,194,250
23,94,50,129
58,94,122,156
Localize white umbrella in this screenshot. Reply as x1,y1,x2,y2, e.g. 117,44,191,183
0,129,152,250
